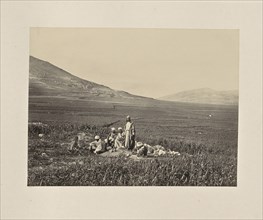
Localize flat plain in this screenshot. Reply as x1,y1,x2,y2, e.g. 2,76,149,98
28,96,238,186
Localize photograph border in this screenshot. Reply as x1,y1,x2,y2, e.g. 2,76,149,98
1,1,262,219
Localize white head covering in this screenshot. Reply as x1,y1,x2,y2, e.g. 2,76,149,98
136,142,143,148
95,135,100,140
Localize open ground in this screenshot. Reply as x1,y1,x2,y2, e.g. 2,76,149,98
28,96,238,186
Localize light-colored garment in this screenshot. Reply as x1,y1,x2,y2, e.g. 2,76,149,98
115,132,125,149
146,144,155,154
153,145,165,151
124,122,135,149
90,139,103,152
106,132,117,149
158,149,166,156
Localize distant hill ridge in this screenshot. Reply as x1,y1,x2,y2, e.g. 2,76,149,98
160,88,238,105
29,56,148,100
29,56,238,105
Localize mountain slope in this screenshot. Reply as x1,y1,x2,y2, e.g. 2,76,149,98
29,56,148,100
160,88,238,105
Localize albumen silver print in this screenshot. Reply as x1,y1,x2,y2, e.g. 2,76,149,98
28,28,239,186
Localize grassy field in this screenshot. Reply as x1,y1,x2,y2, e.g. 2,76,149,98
28,96,238,186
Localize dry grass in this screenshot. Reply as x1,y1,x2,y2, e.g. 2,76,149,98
28,122,237,186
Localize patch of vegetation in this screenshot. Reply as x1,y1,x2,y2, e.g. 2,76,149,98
28,121,237,186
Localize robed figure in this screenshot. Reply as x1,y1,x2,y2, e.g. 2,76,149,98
124,115,135,150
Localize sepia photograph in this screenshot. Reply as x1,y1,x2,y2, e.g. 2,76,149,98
28,28,239,186
1,1,262,219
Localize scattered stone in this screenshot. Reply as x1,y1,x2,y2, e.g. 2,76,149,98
77,132,86,141
78,161,84,165
41,152,48,158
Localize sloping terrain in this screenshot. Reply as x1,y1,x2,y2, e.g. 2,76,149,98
29,56,150,101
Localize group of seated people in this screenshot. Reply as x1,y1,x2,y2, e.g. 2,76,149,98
87,128,180,157
69,115,136,155
68,129,181,158
89,127,125,154
68,115,180,158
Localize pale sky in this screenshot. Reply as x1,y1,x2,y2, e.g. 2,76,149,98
30,28,239,98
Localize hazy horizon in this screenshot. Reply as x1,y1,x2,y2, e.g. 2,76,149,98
30,28,239,98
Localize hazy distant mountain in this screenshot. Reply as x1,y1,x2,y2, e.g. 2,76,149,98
29,56,150,101
29,56,238,106
160,88,238,105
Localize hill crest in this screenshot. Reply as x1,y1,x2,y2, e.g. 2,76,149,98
159,88,238,105
29,56,151,101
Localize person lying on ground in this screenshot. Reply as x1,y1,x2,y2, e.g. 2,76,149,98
114,127,125,149
144,144,155,155
89,135,105,154
133,142,147,157
134,142,170,157
133,141,143,153
137,144,148,157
